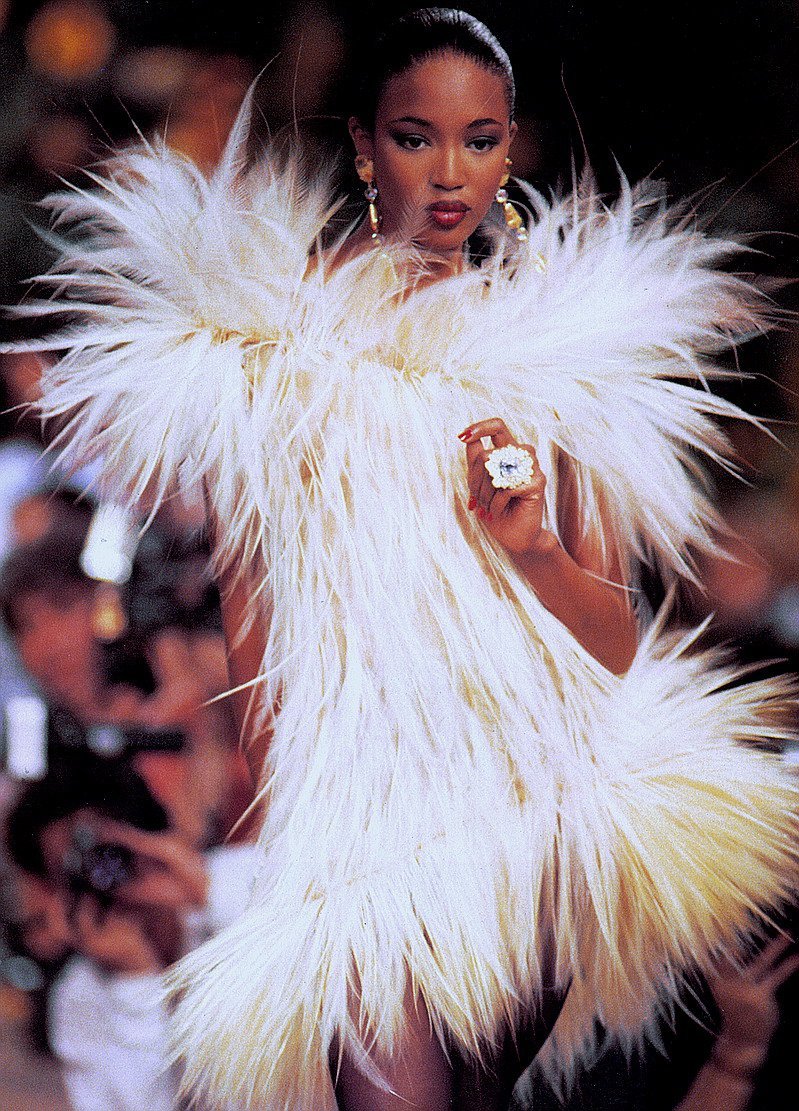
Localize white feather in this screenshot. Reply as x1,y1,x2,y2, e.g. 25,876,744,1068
10,106,798,1107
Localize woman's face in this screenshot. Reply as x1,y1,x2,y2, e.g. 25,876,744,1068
350,51,516,258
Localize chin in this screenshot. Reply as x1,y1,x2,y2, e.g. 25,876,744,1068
414,225,474,256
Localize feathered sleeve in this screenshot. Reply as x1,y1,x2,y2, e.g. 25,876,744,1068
9,94,338,561
466,175,776,581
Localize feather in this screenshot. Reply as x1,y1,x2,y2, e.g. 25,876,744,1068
9,103,798,1106
9,111,340,567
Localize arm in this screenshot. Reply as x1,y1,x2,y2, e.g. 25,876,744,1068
215,558,277,785
675,937,799,1111
204,492,276,785
460,418,637,675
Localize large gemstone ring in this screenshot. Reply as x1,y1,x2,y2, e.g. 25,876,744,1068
484,444,535,490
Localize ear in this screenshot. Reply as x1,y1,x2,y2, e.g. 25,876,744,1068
348,116,374,160
508,120,518,146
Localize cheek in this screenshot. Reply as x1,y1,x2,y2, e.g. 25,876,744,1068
474,157,505,210
374,147,425,206
378,171,418,214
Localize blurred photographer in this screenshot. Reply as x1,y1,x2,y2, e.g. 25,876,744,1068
5,755,257,1111
0,524,254,846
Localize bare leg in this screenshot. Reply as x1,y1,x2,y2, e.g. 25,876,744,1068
333,986,454,1111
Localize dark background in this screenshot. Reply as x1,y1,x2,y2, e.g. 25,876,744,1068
0,6,798,1108
3,1,798,408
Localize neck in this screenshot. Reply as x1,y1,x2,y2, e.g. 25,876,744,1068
324,220,469,284
412,243,468,276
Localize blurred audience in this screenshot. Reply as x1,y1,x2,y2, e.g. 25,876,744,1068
0,515,254,847
513,932,799,1111
4,755,257,1110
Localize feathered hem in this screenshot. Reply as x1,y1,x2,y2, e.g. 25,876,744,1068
165,625,798,1108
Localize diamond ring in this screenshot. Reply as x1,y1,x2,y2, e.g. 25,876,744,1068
484,444,536,490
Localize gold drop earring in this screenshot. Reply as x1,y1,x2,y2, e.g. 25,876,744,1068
496,157,528,243
355,155,381,240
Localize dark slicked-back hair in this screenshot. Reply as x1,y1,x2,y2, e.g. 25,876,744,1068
0,526,91,636
356,8,515,124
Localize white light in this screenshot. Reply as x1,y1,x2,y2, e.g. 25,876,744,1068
4,697,48,780
80,503,139,585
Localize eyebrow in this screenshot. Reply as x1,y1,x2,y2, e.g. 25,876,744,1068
388,116,432,127
387,116,503,129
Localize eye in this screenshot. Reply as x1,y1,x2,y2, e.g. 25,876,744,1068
390,132,429,151
468,136,500,153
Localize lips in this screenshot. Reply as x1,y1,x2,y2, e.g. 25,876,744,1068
427,201,470,230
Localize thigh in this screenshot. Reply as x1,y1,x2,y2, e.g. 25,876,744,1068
332,983,454,1111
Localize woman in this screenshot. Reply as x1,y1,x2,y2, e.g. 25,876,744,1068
13,8,798,1110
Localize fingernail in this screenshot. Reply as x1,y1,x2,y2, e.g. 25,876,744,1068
486,512,493,522
477,506,485,519
458,427,472,441
467,496,477,510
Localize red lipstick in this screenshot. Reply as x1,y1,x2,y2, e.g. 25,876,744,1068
427,201,470,230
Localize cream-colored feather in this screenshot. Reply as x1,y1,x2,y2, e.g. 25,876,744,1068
11,103,798,1107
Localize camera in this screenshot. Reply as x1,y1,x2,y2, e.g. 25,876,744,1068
1,698,186,781
63,823,136,908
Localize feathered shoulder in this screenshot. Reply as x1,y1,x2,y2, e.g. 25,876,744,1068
391,176,775,581
10,94,776,581
10,90,340,559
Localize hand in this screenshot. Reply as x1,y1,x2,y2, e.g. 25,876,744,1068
71,896,163,975
100,629,207,731
708,936,799,1074
458,417,555,558
137,628,208,730
93,819,209,909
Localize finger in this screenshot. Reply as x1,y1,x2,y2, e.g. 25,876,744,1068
768,949,799,989
487,474,535,519
466,439,487,492
74,895,103,938
485,453,545,519
464,440,489,511
459,417,517,450
487,487,516,519
94,819,158,857
467,443,499,516
490,473,546,521
475,462,499,518
505,463,546,499
748,934,794,981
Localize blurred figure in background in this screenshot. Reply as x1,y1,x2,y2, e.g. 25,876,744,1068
4,755,257,1111
0,520,254,847
514,934,799,1109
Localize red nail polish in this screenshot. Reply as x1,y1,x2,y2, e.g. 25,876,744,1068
458,427,471,440
467,496,477,510
486,513,493,522
477,506,485,519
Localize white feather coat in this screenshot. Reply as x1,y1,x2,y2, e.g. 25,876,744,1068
13,108,799,1107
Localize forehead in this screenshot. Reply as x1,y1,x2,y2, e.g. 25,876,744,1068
377,51,510,124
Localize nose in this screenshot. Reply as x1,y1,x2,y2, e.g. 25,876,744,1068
431,145,465,192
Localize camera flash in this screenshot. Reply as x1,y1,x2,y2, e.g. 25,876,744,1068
80,503,139,585
4,696,48,780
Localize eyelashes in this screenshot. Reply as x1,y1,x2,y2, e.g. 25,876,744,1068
469,137,500,153
389,132,501,153
390,132,427,150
